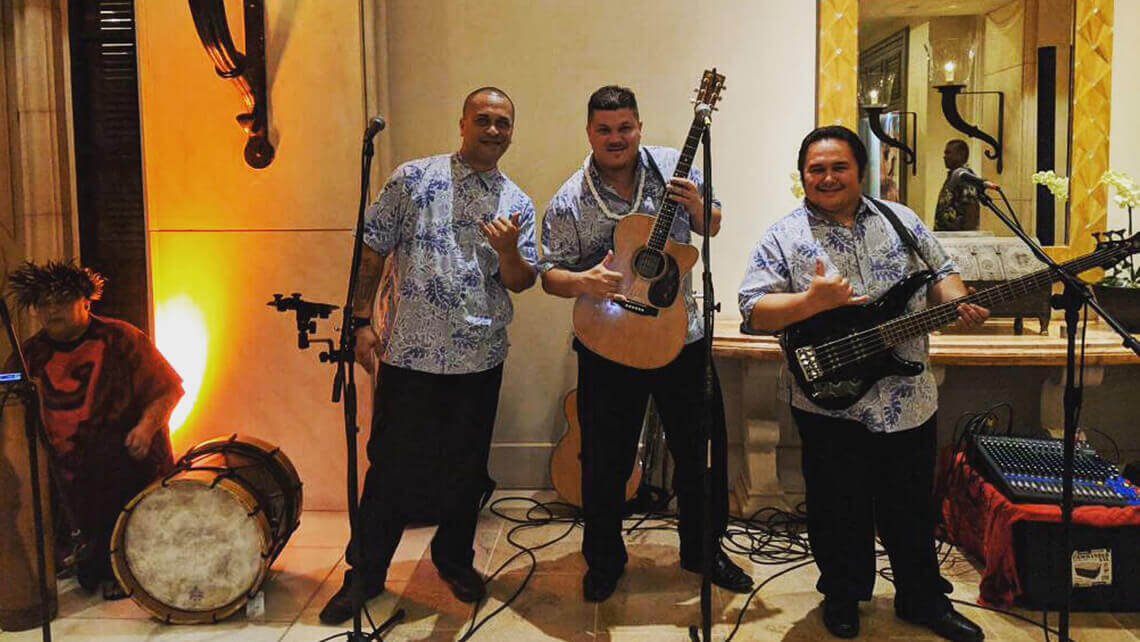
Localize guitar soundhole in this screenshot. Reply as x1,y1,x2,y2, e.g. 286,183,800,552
632,248,665,279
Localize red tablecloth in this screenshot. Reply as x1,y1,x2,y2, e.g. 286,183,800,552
941,453,1140,606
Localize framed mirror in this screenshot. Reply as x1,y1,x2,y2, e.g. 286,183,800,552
817,0,1112,261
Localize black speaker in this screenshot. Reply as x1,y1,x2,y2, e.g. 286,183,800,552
1013,520,1140,611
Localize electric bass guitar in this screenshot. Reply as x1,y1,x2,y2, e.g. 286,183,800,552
783,232,1140,410
573,69,726,369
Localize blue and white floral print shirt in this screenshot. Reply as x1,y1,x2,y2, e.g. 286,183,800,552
539,146,719,344
737,197,957,432
362,153,537,375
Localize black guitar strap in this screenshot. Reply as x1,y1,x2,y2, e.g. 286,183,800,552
866,196,935,271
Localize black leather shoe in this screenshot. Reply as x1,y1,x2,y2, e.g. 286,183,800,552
438,565,486,603
822,598,859,639
899,607,985,642
583,567,623,602
681,551,754,593
319,570,386,625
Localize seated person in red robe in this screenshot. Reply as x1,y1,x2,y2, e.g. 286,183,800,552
7,261,183,599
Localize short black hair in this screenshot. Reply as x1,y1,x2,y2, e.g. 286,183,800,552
462,86,514,117
797,125,868,180
946,139,969,158
587,85,639,122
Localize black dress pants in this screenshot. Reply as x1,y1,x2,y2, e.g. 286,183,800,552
575,339,729,576
348,363,502,579
792,407,949,617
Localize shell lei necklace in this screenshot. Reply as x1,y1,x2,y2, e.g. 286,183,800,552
583,152,646,221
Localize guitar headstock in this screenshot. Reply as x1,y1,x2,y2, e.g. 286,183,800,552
693,68,726,115
1093,229,1140,267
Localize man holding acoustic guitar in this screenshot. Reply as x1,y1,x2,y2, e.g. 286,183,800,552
739,125,986,642
539,82,753,603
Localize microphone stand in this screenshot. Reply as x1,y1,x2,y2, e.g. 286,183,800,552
688,124,718,642
327,121,406,642
268,120,404,642
0,299,53,642
976,188,1140,642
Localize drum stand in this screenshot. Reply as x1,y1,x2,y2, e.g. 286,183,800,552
270,119,403,641
0,299,54,642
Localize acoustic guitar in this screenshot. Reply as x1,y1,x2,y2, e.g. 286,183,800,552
573,69,726,369
782,232,1140,410
549,389,650,507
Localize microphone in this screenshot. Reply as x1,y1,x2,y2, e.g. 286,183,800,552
694,103,712,126
364,115,386,140
950,166,998,191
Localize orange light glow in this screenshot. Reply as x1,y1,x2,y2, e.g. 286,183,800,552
155,295,207,434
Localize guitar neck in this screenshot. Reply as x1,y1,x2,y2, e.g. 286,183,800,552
647,115,705,252
878,247,1126,346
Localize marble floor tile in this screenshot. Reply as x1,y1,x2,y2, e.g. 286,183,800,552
389,560,484,636
292,560,402,627
467,573,599,641
284,578,407,641
260,545,343,622
486,521,586,577
55,578,152,620
1,618,288,641
8,507,1140,641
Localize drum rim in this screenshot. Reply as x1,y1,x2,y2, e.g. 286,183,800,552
110,475,272,624
179,433,304,556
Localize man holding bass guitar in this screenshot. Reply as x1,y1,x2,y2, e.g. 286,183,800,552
540,84,752,602
739,126,986,642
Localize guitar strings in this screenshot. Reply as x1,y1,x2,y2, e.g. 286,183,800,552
805,246,1124,374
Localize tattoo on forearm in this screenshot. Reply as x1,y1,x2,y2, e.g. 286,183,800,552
353,251,385,316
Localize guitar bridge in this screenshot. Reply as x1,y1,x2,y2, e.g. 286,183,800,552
612,296,659,317
795,346,823,382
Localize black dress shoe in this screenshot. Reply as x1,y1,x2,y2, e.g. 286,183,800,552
822,598,859,639
437,564,486,603
681,551,754,593
583,567,623,602
899,607,985,642
319,570,386,625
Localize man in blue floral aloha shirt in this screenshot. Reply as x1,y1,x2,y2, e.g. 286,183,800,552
739,126,987,642
539,85,753,603
320,87,538,624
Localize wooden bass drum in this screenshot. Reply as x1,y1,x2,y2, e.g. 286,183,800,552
110,434,302,623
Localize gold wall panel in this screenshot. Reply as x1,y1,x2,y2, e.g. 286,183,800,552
816,0,858,128
1066,0,1113,260
817,0,1111,258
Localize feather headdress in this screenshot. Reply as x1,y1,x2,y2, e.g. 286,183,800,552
7,261,105,308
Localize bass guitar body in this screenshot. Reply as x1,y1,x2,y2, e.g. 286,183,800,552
781,271,933,410
573,214,699,370
549,389,642,507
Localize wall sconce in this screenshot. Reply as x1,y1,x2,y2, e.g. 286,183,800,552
859,71,916,176
188,0,274,169
928,38,1004,173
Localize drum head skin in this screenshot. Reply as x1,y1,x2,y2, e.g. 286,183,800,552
115,478,268,620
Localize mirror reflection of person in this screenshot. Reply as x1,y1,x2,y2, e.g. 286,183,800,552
934,139,980,231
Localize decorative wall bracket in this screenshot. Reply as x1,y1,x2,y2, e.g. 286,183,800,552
863,106,917,176
188,0,274,169
935,84,1004,174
